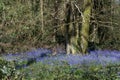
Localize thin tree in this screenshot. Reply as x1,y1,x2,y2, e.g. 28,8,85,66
40,0,44,33
65,0,71,54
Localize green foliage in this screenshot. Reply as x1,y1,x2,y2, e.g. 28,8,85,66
21,62,120,80
0,57,23,79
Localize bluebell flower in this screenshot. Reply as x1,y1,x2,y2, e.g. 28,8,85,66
2,49,120,68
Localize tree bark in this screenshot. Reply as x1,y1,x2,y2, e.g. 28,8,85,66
40,0,44,33
65,1,80,54
80,0,92,54
65,1,71,54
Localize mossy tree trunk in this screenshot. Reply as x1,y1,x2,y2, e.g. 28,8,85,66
69,3,80,54
80,0,92,54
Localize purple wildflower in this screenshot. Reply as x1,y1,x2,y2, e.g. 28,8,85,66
2,49,120,68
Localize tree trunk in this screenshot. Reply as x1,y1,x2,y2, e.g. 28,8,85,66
65,1,80,54
40,0,44,33
80,0,92,54
65,1,71,54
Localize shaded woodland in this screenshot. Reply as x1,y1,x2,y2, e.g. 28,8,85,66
0,0,120,54
0,1,120,80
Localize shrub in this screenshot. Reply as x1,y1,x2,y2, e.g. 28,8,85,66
0,57,23,79
21,62,120,80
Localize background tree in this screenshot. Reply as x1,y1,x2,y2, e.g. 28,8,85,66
40,0,44,33
0,0,119,54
